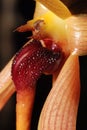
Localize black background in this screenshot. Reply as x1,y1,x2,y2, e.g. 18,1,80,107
0,0,87,130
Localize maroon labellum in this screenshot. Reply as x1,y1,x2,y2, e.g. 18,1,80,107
12,39,63,91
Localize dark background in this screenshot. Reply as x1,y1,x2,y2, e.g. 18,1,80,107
0,0,87,130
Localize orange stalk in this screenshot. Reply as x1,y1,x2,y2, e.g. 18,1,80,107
16,88,36,130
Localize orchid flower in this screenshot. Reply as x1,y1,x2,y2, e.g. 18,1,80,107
0,0,87,130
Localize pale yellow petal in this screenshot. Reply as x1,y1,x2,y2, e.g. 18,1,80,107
36,0,71,19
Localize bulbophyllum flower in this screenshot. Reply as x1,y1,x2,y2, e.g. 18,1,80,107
0,0,87,130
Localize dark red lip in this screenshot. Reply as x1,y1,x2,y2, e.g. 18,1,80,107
12,39,63,91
